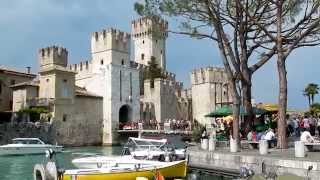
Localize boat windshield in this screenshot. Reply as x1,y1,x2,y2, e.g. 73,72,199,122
125,137,167,151
12,139,44,145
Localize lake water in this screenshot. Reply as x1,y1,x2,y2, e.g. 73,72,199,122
0,146,225,180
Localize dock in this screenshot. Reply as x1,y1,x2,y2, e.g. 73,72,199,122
187,145,320,179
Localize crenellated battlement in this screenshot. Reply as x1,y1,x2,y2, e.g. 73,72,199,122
163,71,176,81
69,60,92,73
144,78,184,94
91,28,130,54
191,66,228,85
92,28,131,43
39,45,68,69
131,16,168,39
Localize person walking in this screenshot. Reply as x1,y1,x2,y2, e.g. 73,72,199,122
317,116,320,137
303,116,310,131
310,116,316,136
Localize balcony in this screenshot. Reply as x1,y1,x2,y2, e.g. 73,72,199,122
26,98,55,107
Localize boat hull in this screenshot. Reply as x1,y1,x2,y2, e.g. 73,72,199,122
62,160,187,180
0,146,63,156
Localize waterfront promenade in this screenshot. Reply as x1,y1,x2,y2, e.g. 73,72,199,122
187,145,320,179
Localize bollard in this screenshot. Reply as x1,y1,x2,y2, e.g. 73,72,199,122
208,138,216,151
259,140,268,155
230,137,238,152
295,141,305,158
201,138,209,150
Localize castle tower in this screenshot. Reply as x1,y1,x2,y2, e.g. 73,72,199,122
91,28,130,71
191,67,232,126
38,46,75,100
38,46,68,70
132,16,168,70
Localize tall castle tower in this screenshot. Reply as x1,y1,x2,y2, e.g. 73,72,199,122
132,16,168,70
91,28,131,71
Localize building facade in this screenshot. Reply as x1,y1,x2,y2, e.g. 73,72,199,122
0,67,36,112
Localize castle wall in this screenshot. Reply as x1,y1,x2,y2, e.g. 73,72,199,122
143,79,182,122
51,96,103,146
191,67,232,126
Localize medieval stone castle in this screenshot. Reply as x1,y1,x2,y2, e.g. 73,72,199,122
10,16,231,146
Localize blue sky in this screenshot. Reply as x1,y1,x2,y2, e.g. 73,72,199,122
0,0,319,109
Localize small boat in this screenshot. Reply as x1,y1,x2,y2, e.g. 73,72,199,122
72,137,186,169
0,138,63,155
33,150,187,180
62,160,187,180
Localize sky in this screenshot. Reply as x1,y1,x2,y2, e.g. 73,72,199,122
0,0,319,110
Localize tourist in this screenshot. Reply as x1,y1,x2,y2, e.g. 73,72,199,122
300,130,314,143
303,116,310,131
293,117,300,137
247,129,257,141
256,131,265,141
264,128,276,148
310,116,316,136
317,116,320,137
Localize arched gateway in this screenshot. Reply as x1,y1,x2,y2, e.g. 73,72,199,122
119,105,132,129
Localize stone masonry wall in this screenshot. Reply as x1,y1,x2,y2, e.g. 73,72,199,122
0,122,53,145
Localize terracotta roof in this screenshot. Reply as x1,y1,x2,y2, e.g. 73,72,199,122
0,66,36,78
10,80,39,89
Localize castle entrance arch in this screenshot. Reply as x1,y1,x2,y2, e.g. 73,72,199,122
119,105,132,129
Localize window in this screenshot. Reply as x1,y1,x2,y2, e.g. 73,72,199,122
142,40,145,44
156,40,158,43
160,50,163,54
63,79,67,83
141,54,145,60
121,59,125,65
62,114,67,122
100,59,104,65
10,80,15,85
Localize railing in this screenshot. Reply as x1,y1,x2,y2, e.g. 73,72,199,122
26,98,55,107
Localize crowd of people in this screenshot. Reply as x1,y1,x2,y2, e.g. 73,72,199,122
119,118,192,131
211,114,320,148
287,115,320,137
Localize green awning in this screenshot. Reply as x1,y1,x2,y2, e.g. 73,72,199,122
205,106,267,117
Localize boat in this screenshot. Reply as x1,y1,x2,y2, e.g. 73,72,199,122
62,160,187,180
72,137,186,169
33,150,187,180
0,138,63,155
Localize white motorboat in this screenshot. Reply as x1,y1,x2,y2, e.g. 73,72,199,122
0,138,63,155
72,137,186,169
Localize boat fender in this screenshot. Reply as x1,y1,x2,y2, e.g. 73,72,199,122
33,164,47,180
46,161,58,180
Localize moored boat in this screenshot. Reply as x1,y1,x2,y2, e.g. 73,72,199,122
0,138,63,155
72,137,186,169
62,160,187,180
